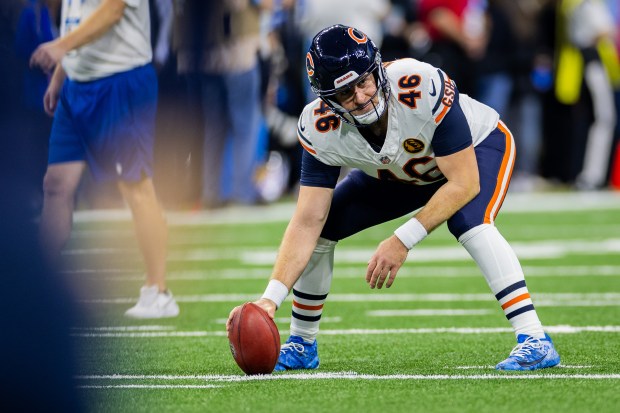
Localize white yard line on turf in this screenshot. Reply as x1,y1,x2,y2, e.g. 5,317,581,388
453,365,594,370
78,384,221,389
367,309,494,317
70,325,620,338
239,239,620,264
213,316,342,324
75,372,620,382
81,292,620,304
67,239,620,262
71,326,175,331
62,265,620,280
72,192,620,225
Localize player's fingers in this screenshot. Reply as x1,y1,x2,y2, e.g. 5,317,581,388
376,267,391,289
44,92,56,117
226,306,241,332
366,259,377,284
255,298,276,318
369,265,385,289
385,264,401,288
29,48,40,68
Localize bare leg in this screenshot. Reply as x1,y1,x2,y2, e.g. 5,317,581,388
117,177,168,291
39,162,86,267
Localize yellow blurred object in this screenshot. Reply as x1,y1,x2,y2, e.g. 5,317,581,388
555,44,583,105
598,38,620,88
554,0,620,104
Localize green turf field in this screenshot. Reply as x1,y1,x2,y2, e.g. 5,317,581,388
66,192,620,413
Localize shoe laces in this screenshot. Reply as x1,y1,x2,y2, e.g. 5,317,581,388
280,342,305,355
509,337,544,360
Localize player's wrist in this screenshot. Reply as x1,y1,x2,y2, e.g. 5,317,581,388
261,279,289,309
394,218,427,250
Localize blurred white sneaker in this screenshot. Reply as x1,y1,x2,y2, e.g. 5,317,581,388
125,285,180,319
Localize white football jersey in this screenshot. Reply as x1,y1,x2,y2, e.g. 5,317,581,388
297,58,499,185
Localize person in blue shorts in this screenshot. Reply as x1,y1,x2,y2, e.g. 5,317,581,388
30,0,178,319
227,25,561,371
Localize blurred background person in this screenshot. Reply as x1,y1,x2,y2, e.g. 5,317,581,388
473,0,516,118
536,0,619,190
416,0,486,95
30,0,179,319
558,0,618,191
10,0,58,217
492,0,550,192
606,0,620,189
173,0,271,209
1,1,83,410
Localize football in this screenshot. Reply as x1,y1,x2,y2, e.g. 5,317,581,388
228,302,280,375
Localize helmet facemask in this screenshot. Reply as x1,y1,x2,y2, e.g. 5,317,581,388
315,57,391,128
306,25,391,128
320,63,390,128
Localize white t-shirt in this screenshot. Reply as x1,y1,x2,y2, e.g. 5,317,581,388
60,0,152,81
569,0,616,48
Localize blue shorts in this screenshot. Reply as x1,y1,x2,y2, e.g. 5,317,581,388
48,64,158,182
321,121,515,241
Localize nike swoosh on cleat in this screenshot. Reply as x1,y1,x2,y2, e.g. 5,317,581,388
429,80,437,97
517,354,547,368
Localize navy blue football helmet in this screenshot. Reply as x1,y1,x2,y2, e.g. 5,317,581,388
306,25,390,126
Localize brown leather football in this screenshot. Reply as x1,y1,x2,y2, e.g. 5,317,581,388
228,302,280,375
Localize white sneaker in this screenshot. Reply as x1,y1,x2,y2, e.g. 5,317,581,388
124,285,180,319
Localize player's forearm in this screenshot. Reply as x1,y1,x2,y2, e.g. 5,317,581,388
261,186,332,307
50,63,67,86
270,216,325,290
259,218,324,309
57,0,126,53
415,178,479,233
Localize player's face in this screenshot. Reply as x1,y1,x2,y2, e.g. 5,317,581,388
334,74,378,116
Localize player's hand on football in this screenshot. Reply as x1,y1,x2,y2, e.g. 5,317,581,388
226,299,276,334
366,235,408,289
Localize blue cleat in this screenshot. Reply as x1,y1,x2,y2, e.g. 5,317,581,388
496,333,561,371
274,335,319,372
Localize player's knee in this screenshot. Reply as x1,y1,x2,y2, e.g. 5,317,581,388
42,172,75,200
456,223,493,244
448,218,483,241
118,179,157,207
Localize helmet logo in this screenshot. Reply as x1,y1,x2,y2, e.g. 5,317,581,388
334,70,359,88
403,138,425,154
306,52,315,77
347,28,368,44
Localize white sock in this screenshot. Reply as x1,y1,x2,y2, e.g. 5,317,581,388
459,224,545,339
290,237,337,343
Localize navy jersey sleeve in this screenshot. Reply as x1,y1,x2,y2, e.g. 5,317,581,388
430,89,473,157
300,150,341,188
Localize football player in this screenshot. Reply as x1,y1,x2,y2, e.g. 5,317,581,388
227,25,560,371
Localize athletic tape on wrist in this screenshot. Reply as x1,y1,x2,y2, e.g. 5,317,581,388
261,279,289,309
394,218,428,250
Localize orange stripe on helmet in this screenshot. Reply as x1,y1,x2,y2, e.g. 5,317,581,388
484,121,515,224
306,52,315,76
347,27,368,44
